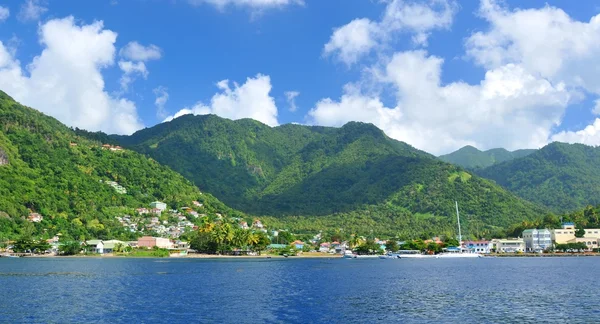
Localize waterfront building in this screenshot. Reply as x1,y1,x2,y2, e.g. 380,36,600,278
86,240,104,254
464,240,492,254
522,229,552,252
491,238,525,253
551,223,600,244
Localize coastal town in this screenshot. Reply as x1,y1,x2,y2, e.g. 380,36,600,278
2,196,599,258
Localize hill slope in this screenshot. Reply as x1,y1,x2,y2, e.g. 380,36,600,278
0,91,239,240
439,145,535,169
477,142,600,213
107,114,547,236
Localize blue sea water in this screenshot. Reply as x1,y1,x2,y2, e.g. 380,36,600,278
1,257,599,323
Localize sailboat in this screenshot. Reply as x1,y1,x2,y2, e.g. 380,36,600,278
436,201,481,258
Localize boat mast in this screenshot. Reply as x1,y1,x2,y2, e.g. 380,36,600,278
455,201,462,246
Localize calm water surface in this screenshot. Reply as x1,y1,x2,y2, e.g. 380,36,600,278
1,257,599,323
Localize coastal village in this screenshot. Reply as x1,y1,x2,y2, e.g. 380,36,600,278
3,194,600,257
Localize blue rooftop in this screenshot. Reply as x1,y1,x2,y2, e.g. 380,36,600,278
563,222,575,225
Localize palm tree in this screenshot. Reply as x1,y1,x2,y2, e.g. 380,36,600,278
232,229,250,249
212,222,234,253
247,232,259,248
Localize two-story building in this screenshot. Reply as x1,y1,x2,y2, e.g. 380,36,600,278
464,240,492,254
491,238,525,253
551,223,600,245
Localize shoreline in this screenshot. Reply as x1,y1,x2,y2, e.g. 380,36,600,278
2,252,341,259
5,252,600,259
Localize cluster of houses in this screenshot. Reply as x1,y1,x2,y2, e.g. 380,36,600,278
84,237,189,254
239,219,267,232
35,235,189,256
101,144,123,151
116,201,201,238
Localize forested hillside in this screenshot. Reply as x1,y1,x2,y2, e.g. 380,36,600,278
439,145,535,169
0,91,240,240
106,113,547,236
477,142,600,213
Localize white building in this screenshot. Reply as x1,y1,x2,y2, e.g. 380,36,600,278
463,240,492,254
522,229,552,252
150,201,167,212
491,238,525,253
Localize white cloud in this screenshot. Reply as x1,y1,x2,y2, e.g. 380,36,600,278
188,0,304,10
118,60,148,91
552,118,600,146
323,19,379,66
116,42,162,92
119,42,162,61
0,16,143,135
18,0,47,22
284,90,299,112
0,6,10,22
466,0,600,94
153,86,169,118
323,0,458,65
164,74,278,126
310,50,571,155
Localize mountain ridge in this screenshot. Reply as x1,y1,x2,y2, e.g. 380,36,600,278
439,145,536,169
476,142,600,213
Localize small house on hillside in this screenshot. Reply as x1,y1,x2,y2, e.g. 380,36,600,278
27,213,43,223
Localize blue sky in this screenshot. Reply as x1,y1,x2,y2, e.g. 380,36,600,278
1,0,600,154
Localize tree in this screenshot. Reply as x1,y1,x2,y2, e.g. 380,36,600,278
385,240,399,252
443,237,459,247
113,243,125,253
426,242,442,253
277,231,294,244
355,239,383,255
190,231,218,254
59,241,82,255
12,238,35,253
575,227,585,238
251,231,270,254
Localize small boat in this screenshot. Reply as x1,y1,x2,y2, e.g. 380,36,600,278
0,254,19,258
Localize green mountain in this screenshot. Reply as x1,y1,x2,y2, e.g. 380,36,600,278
106,113,547,237
439,145,535,169
0,91,240,240
477,142,600,213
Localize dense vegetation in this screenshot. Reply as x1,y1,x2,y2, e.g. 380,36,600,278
0,90,241,240
477,142,600,213
103,113,548,237
439,145,535,169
